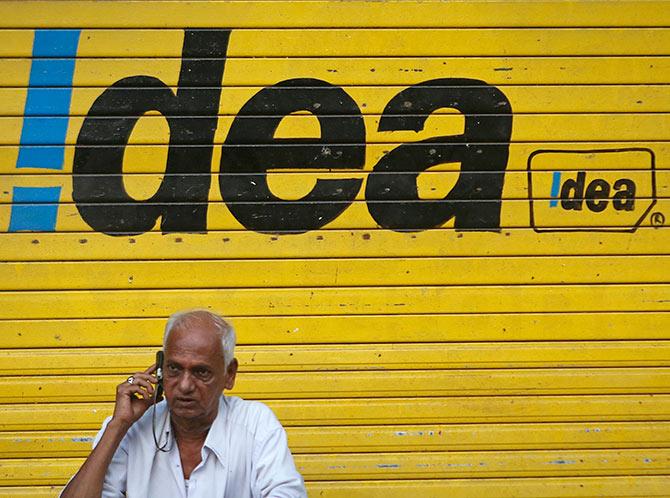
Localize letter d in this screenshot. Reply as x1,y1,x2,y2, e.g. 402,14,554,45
560,171,586,211
73,30,230,235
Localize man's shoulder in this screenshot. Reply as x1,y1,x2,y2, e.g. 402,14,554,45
221,396,284,439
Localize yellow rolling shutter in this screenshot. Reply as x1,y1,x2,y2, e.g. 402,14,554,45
0,1,668,496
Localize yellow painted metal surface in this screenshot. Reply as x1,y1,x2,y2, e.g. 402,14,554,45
308,477,670,498
2,313,670,348
2,229,670,261
3,421,670,458
2,142,670,176
1,114,670,144
2,478,670,498
2,341,670,375
4,28,670,57
6,200,670,231
3,395,670,431
2,256,670,289
1,1,669,29
2,368,670,403
13,421,670,454
2,57,668,86
3,448,670,484
2,85,670,116
4,170,670,203
1,285,668,319
1,0,669,495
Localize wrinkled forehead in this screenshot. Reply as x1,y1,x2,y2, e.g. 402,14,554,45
165,318,225,363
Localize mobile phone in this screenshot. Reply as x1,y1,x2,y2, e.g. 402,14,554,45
155,350,164,402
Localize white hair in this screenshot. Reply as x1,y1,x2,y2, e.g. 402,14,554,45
163,309,236,368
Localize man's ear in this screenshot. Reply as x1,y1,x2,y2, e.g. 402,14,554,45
224,358,238,390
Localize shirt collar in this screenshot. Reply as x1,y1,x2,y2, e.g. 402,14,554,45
153,400,173,449
202,396,228,465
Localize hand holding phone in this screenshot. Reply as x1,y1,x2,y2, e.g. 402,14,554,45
112,361,159,429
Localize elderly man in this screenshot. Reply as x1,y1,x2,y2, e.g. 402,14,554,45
61,309,307,497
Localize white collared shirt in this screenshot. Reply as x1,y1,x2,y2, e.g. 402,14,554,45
92,396,307,498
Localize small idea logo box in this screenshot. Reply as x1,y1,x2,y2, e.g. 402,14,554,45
527,149,657,233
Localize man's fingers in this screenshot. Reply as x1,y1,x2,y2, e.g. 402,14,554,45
116,368,160,408
144,363,158,375
117,383,150,400
132,372,158,384
130,377,155,395
118,381,152,400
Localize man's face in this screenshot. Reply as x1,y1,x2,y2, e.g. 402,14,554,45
163,319,237,424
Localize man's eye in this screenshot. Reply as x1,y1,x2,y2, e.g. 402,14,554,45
195,369,211,379
167,364,180,374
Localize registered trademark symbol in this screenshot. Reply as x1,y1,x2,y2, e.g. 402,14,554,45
651,212,665,227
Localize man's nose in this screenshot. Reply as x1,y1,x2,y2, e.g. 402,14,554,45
177,371,195,393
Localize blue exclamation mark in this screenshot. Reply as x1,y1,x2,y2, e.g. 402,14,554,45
549,171,562,208
8,29,80,232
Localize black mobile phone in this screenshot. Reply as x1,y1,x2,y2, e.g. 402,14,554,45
155,350,164,402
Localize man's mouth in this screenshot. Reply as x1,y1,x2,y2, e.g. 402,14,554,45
174,398,197,406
